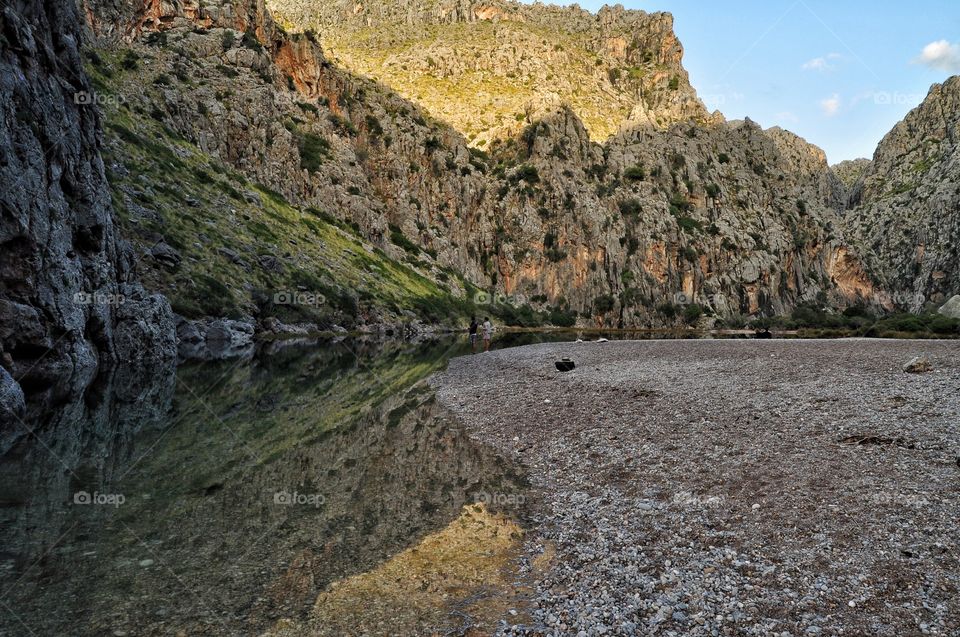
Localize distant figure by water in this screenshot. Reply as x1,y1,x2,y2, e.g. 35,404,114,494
468,316,479,352
482,317,493,351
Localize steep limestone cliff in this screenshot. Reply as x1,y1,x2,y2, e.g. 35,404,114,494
0,0,175,413
844,76,960,310
268,0,712,146
74,0,879,330
832,158,872,189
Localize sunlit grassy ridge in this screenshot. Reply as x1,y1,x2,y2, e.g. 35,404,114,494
271,6,688,147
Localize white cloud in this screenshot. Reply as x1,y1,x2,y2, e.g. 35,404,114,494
802,53,842,71
820,94,841,116
775,111,799,124
914,40,960,71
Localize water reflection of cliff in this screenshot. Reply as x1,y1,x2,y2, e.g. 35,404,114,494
0,338,528,636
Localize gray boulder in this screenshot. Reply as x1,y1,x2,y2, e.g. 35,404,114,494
938,295,960,319
112,285,178,368
176,316,255,361
150,242,182,268
903,356,933,374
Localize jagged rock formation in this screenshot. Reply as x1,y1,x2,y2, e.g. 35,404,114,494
844,76,960,310
832,158,872,189
504,110,872,322
73,0,883,330
268,0,713,146
0,0,175,411
0,368,24,420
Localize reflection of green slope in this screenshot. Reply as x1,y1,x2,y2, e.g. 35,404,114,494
85,51,469,327
0,339,532,636
99,340,526,635
124,340,467,496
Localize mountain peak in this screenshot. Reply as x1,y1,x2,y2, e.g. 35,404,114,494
268,0,707,146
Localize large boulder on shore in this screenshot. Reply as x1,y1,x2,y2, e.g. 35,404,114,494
903,356,933,373
175,316,255,361
938,295,960,319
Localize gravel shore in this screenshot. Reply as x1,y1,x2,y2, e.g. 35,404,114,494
431,339,960,637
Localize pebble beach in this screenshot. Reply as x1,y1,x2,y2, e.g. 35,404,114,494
432,339,960,636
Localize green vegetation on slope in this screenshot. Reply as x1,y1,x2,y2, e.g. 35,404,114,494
269,3,702,147
87,48,474,328
745,303,960,338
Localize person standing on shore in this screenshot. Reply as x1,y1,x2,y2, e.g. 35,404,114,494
468,316,479,352
482,317,493,352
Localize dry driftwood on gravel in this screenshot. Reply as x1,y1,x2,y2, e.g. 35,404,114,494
432,339,960,637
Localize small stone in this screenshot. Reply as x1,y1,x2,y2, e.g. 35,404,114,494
138,559,154,567
903,355,933,373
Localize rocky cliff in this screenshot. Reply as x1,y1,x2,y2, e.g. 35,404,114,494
0,0,176,415
72,0,883,333
269,0,713,146
843,76,960,311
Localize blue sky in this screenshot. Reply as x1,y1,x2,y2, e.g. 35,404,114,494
520,0,960,162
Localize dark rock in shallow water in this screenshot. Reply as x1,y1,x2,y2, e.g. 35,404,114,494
176,316,255,361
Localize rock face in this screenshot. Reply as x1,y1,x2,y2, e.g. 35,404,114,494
832,158,872,189
73,0,885,330
0,0,176,408
0,368,25,420
269,0,712,146
844,76,960,310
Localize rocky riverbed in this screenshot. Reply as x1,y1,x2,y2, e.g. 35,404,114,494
431,339,960,636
